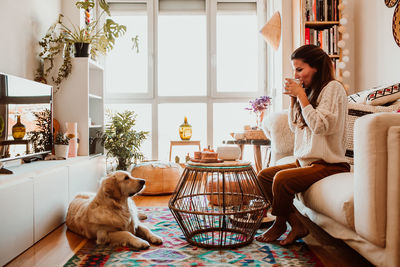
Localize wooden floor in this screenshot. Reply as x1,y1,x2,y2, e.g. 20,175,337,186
5,195,373,267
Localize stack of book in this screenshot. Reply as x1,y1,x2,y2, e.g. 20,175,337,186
305,0,339,22
304,26,338,56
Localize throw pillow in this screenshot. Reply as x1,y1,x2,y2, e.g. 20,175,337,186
348,83,400,105
347,88,376,104
365,83,400,105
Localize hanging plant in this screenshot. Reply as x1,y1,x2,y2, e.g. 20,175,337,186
35,0,138,91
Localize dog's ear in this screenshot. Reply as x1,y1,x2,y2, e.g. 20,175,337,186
102,176,122,200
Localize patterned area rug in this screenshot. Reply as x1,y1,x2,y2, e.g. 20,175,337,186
64,207,323,267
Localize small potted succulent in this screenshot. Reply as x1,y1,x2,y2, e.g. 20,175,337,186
54,133,70,159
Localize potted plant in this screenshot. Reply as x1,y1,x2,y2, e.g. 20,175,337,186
54,133,70,159
27,109,53,154
245,96,272,129
101,110,149,171
35,0,138,90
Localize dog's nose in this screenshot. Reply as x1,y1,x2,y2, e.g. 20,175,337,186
139,179,145,186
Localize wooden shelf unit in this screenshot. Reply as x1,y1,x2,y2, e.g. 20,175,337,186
293,0,342,79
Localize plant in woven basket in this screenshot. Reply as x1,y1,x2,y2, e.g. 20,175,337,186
101,110,149,171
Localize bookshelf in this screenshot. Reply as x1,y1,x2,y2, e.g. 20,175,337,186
292,0,342,79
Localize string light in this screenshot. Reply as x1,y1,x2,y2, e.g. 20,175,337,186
338,40,346,48
338,0,350,92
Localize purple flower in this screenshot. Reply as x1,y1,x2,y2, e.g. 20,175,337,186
245,96,272,113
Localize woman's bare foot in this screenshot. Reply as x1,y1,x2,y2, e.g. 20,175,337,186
255,216,287,243
279,211,309,246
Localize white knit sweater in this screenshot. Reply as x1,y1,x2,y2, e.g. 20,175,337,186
288,80,348,166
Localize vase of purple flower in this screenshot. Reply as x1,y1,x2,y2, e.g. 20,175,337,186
245,96,272,129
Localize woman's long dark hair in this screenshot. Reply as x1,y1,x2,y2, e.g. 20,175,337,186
291,44,335,128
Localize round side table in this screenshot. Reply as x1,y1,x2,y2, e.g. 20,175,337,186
168,161,268,249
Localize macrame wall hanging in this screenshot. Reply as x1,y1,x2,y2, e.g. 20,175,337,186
385,0,400,47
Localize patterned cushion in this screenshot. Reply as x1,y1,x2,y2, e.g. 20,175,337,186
366,83,400,105
345,101,400,164
348,88,375,104
348,83,400,105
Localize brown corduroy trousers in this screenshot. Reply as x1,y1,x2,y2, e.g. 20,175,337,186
257,160,350,217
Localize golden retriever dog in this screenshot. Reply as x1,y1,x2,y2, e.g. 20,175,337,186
66,171,163,249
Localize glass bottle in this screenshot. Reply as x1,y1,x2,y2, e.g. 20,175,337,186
179,116,192,140
12,115,26,140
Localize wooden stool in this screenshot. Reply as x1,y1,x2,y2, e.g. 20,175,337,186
169,140,201,161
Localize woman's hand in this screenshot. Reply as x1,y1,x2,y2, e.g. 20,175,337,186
284,78,310,108
283,78,305,98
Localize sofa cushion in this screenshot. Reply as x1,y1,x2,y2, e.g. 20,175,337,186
297,172,355,230
345,100,400,165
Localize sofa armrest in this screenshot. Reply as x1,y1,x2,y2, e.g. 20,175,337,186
353,113,400,248
263,110,294,166
386,126,400,266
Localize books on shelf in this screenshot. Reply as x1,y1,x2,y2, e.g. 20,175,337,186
305,0,338,22
301,0,341,78
304,25,338,55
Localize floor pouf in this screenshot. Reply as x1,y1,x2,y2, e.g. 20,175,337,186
130,161,183,195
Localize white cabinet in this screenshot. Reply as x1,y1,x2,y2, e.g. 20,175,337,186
54,58,104,156
68,156,105,202
0,178,34,266
33,166,69,243
0,156,105,266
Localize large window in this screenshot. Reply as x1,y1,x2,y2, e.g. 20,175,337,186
106,15,148,95
106,0,267,162
217,6,258,93
158,15,207,96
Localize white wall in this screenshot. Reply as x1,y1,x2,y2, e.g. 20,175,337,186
349,1,400,91
0,0,61,79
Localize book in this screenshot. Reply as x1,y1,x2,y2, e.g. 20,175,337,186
305,28,311,44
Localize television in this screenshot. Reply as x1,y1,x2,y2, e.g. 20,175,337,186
0,73,53,164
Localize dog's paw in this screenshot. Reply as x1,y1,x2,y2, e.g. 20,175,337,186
96,230,110,245
129,239,150,249
138,212,147,220
149,234,163,245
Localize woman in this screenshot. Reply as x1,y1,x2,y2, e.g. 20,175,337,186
256,44,350,245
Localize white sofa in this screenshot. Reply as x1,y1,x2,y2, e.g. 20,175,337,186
263,105,400,267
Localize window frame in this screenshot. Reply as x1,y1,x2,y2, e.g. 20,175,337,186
105,0,267,160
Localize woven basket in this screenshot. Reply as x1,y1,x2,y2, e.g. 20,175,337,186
244,130,267,140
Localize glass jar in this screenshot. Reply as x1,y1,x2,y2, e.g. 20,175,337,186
179,116,192,140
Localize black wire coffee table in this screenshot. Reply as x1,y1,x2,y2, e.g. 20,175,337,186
168,161,268,249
